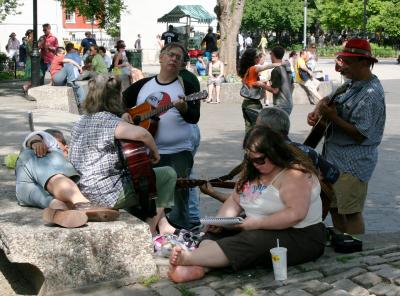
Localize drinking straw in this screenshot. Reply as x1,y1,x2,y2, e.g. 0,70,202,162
277,238,280,248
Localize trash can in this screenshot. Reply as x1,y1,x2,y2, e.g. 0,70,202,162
126,49,142,70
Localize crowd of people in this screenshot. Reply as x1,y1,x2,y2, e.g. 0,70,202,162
5,26,143,102
12,32,385,284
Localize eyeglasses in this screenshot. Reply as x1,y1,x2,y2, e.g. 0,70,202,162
247,155,268,165
165,51,183,61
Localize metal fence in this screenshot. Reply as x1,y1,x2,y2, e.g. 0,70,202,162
0,60,24,79
69,37,120,51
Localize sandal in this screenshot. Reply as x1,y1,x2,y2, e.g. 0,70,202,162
72,202,120,222
43,208,88,228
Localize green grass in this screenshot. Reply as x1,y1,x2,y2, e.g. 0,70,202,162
138,274,160,287
177,286,198,296
336,255,355,263
242,286,256,296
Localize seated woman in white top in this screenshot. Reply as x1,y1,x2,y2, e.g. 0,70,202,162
168,125,326,282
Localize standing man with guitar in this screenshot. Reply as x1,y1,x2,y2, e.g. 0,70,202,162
123,43,201,230
307,39,385,234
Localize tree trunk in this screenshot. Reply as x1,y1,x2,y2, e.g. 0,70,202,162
215,0,246,76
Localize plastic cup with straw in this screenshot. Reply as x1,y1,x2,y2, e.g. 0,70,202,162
269,238,287,281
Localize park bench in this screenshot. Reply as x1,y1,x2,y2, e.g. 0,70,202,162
27,75,131,115
199,80,335,105
0,193,159,295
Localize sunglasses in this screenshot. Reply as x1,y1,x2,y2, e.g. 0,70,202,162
247,155,268,165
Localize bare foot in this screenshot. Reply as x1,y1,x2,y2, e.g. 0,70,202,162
168,265,205,283
169,246,184,266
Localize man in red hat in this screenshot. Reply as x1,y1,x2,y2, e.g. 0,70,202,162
307,38,386,234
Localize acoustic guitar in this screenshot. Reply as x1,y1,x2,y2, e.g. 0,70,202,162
119,140,157,219
303,82,351,148
176,178,236,189
128,90,208,135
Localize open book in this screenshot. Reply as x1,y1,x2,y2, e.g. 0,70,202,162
200,216,244,226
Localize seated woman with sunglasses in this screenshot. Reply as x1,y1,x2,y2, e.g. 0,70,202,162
168,126,326,283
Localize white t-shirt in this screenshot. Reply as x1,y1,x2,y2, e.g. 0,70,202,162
136,77,193,154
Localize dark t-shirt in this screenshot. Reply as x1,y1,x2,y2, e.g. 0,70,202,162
161,31,178,44
81,38,97,54
202,33,218,52
270,65,293,114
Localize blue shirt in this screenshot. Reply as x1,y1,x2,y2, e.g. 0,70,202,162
65,52,82,66
195,61,206,76
324,75,385,182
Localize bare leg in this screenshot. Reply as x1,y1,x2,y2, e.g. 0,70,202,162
207,84,214,102
45,174,89,205
170,240,229,267
168,240,229,283
216,85,221,103
146,208,175,235
330,208,346,233
345,212,365,234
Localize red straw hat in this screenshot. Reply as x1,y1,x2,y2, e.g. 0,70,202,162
336,38,378,63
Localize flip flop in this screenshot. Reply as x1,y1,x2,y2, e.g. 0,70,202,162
43,208,88,228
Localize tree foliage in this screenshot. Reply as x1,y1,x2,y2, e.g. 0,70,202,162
60,0,126,33
0,0,21,22
242,0,304,34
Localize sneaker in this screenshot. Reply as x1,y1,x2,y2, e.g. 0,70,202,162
72,202,120,222
43,208,88,228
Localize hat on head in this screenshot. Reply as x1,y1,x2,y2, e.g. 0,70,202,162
336,38,378,63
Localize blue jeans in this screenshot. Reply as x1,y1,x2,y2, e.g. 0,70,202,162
154,150,193,229
40,59,50,85
188,125,201,226
15,149,80,208
53,63,85,103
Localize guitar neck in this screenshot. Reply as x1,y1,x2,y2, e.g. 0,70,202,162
138,90,207,122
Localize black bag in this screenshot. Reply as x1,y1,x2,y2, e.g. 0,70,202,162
240,84,264,100
299,68,311,82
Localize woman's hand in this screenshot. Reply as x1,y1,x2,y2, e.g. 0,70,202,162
200,182,216,196
205,225,223,234
234,216,260,231
149,148,160,164
121,112,133,124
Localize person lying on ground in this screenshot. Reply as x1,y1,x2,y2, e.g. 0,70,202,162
168,126,326,283
15,129,119,228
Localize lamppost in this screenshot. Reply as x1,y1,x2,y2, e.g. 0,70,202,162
31,0,41,86
303,0,307,49
362,0,367,39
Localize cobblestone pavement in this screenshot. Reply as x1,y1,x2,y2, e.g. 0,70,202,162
0,59,400,295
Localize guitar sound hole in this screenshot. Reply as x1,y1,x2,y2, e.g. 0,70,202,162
133,116,141,125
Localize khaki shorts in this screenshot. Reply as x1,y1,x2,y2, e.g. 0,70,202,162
331,172,368,214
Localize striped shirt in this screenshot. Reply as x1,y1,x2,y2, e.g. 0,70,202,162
323,75,385,182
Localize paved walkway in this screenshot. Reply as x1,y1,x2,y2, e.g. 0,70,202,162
0,59,400,295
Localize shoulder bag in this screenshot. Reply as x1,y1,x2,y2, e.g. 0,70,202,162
240,69,264,100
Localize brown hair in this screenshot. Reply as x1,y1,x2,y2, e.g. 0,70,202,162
82,74,125,116
236,126,318,193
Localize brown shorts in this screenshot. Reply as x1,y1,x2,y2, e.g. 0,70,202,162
331,172,368,215
202,223,326,271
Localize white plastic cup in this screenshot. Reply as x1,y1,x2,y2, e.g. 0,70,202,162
270,247,287,281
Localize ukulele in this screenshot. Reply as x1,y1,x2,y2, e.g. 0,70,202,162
176,178,236,189
128,90,208,135
303,82,351,148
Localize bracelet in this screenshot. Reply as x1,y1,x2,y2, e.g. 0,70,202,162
29,139,42,148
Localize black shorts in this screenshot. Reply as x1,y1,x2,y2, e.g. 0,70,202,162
202,222,326,271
